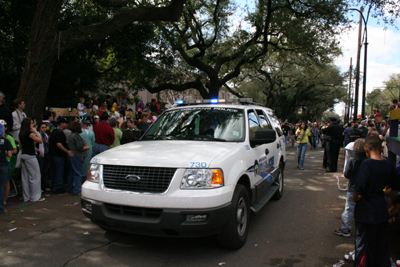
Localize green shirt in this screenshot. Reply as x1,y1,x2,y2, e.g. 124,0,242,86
110,128,123,148
5,134,17,162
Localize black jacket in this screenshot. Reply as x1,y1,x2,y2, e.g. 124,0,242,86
0,103,13,129
322,123,343,142
344,151,367,192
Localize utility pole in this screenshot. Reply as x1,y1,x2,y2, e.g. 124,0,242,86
361,25,368,119
347,58,353,122
353,7,363,123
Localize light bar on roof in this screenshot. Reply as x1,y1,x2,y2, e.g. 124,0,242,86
174,98,262,106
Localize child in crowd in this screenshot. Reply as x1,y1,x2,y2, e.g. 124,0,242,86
335,138,367,238
352,136,400,266
77,97,90,119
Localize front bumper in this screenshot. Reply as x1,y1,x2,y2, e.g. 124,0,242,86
81,197,232,237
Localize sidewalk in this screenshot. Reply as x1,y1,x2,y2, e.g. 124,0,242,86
0,191,84,248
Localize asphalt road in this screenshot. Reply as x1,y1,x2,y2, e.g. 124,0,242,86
0,145,355,267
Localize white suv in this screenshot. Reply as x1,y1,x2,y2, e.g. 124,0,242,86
81,99,286,249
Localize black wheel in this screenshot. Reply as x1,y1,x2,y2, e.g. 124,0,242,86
272,166,284,200
217,184,250,249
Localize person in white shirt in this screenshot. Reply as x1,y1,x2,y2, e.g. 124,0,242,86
11,99,26,142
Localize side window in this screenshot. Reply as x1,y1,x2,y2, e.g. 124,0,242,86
256,109,273,130
248,110,261,139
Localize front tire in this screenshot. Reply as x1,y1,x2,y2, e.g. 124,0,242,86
217,184,250,249
272,166,284,200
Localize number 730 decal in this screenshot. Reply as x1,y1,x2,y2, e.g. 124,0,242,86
190,162,207,168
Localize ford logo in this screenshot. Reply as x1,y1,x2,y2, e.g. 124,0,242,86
125,175,141,182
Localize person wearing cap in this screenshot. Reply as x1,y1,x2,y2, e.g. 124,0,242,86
49,117,74,193
0,91,13,132
0,123,12,214
92,115,100,128
11,99,26,143
322,117,343,172
92,112,115,158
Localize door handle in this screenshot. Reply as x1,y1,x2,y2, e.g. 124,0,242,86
277,143,280,149
265,149,269,155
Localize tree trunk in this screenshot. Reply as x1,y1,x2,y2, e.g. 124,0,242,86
17,0,186,121
17,0,62,120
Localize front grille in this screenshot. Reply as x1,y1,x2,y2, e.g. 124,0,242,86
102,165,177,193
105,203,162,218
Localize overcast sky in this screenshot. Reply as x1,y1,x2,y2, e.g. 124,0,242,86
334,17,400,116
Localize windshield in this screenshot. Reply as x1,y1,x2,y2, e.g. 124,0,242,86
142,107,245,142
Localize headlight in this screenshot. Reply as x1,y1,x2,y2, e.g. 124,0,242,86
181,169,224,189
87,164,100,183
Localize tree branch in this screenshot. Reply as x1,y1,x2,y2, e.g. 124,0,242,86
94,0,128,8
61,0,186,52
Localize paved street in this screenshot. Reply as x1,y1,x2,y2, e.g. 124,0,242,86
0,146,355,267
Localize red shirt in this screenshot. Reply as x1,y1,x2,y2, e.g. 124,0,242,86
94,122,115,146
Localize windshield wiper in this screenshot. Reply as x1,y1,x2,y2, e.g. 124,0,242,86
142,134,176,140
182,135,227,142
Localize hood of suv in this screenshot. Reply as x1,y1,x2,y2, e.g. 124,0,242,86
92,140,239,168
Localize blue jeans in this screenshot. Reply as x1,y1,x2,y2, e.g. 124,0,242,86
297,143,308,169
37,154,49,190
311,136,317,149
92,143,110,159
285,135,289,146
68,155,83,195
0,164,10,214
341,191,355,232
50,156,65,191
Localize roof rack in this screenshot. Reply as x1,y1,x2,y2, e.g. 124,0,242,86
174,98,265,107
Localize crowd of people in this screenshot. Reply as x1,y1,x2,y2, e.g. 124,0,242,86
0,91,162,216
280,110,400,266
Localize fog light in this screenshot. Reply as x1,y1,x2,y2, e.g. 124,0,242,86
82,200,92,213
186,214,208,222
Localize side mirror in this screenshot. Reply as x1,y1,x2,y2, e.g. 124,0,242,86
250,129,276,147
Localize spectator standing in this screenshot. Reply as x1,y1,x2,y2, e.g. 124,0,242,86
0,91,13,133
41,111,56,138
349,123,363,143
80,121,95,178
92,112,115,158
77,97,89,119
352,136,400,266
51,112,58,127
49,117,74,193
36,122,50,191
342,122,352,148
139,114,151,132
335,139,367,238
19,118,44,202
359,120,368,138
0,123,12,214
310,123,319,150
296,121,311,170
1,120,17,205
92,115,100,128
281,121,291,147
322,117,343,172
11,99,27,142
110,118,122,148
68,122,90,196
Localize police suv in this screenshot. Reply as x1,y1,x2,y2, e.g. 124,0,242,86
81,98,286,249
